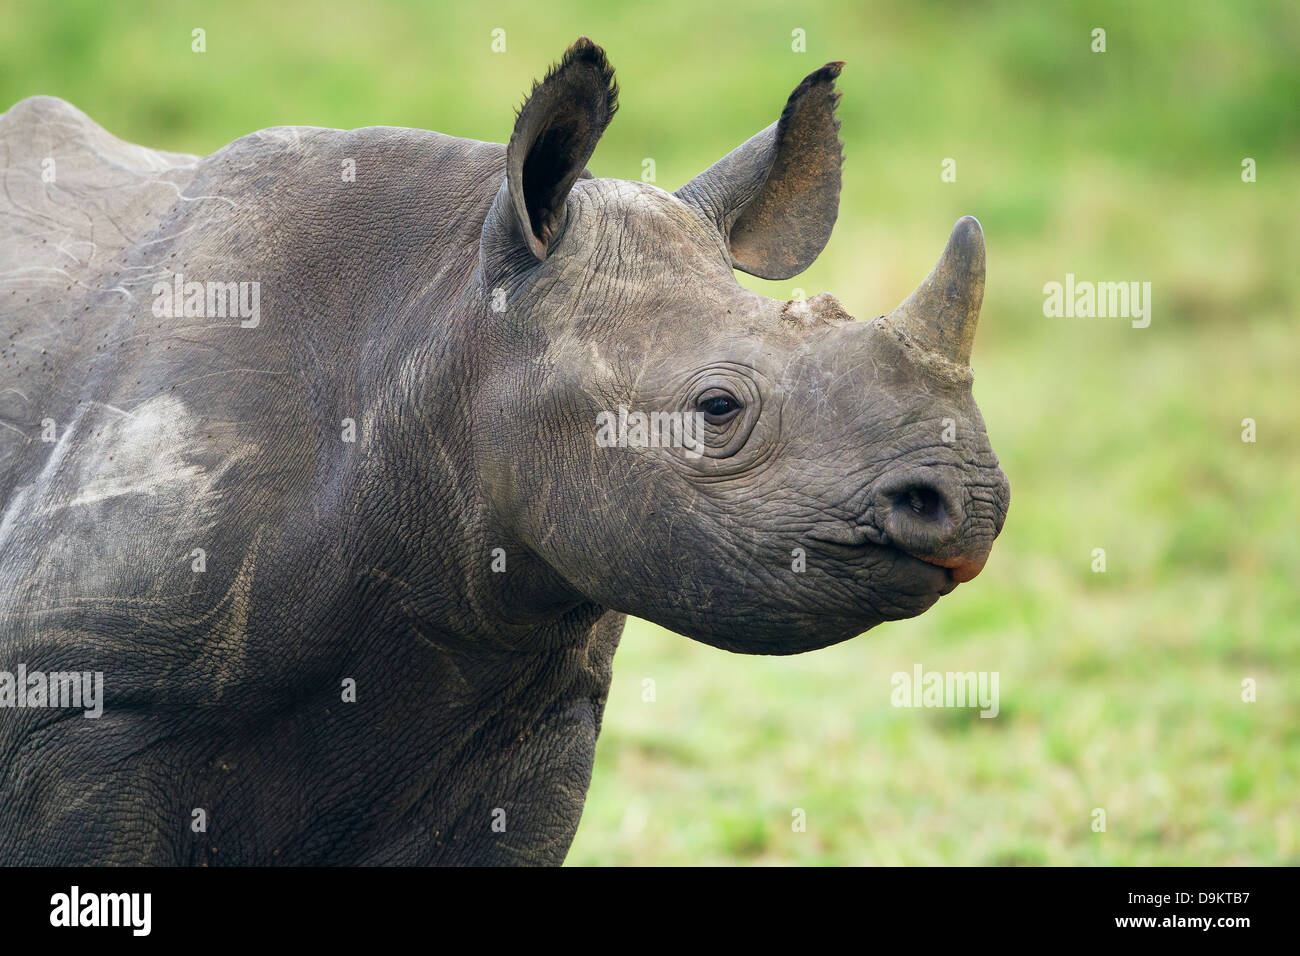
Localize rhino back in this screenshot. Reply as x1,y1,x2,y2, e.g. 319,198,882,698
0,93,513,807
0,95,503,631
0,97,586,863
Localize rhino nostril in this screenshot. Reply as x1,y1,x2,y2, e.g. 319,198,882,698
873,470,991,579
895,484,945,523
875,473,964,561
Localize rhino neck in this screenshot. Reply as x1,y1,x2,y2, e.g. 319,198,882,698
330,284,600,656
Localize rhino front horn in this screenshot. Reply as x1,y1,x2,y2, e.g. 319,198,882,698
884,215,985,365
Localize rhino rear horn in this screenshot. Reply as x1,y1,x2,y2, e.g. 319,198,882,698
884,216,985,366
676,62,844,281
493,37,618,262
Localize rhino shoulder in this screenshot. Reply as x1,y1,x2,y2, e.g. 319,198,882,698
0,95,197,173
0,96,201,322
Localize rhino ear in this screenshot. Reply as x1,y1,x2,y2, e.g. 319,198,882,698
490,37,618,262
676,63,844,280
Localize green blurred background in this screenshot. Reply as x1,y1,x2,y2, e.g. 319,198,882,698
4,0,1295,864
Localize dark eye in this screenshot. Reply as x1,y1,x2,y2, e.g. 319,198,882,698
698,392,743,424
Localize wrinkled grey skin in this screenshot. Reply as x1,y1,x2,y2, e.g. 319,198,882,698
0,39,1008,865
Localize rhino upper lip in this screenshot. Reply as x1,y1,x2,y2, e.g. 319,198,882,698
808,523,961,594
806,522,887,548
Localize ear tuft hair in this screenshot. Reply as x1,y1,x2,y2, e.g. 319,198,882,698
500,37,619,259
776,60,843,169
516,36,619,126
675,62,846,280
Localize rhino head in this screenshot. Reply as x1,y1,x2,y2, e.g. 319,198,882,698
476,39,1010,654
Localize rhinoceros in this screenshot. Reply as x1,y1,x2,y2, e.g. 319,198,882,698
0,38,1009,865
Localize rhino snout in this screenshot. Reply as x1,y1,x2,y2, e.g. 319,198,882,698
873,466,1001,584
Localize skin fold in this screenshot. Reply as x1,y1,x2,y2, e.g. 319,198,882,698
0,39,1008,865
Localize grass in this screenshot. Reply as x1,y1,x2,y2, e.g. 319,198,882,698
2,0,1296,865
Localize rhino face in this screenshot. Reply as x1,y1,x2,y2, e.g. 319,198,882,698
476,40,1009,653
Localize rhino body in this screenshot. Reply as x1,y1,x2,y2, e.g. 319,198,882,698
0,40,1008,864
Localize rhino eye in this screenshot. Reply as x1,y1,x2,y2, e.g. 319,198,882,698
698,391,743,424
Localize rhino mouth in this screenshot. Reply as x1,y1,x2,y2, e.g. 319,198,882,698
807,525,960,597
807,522,888,549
